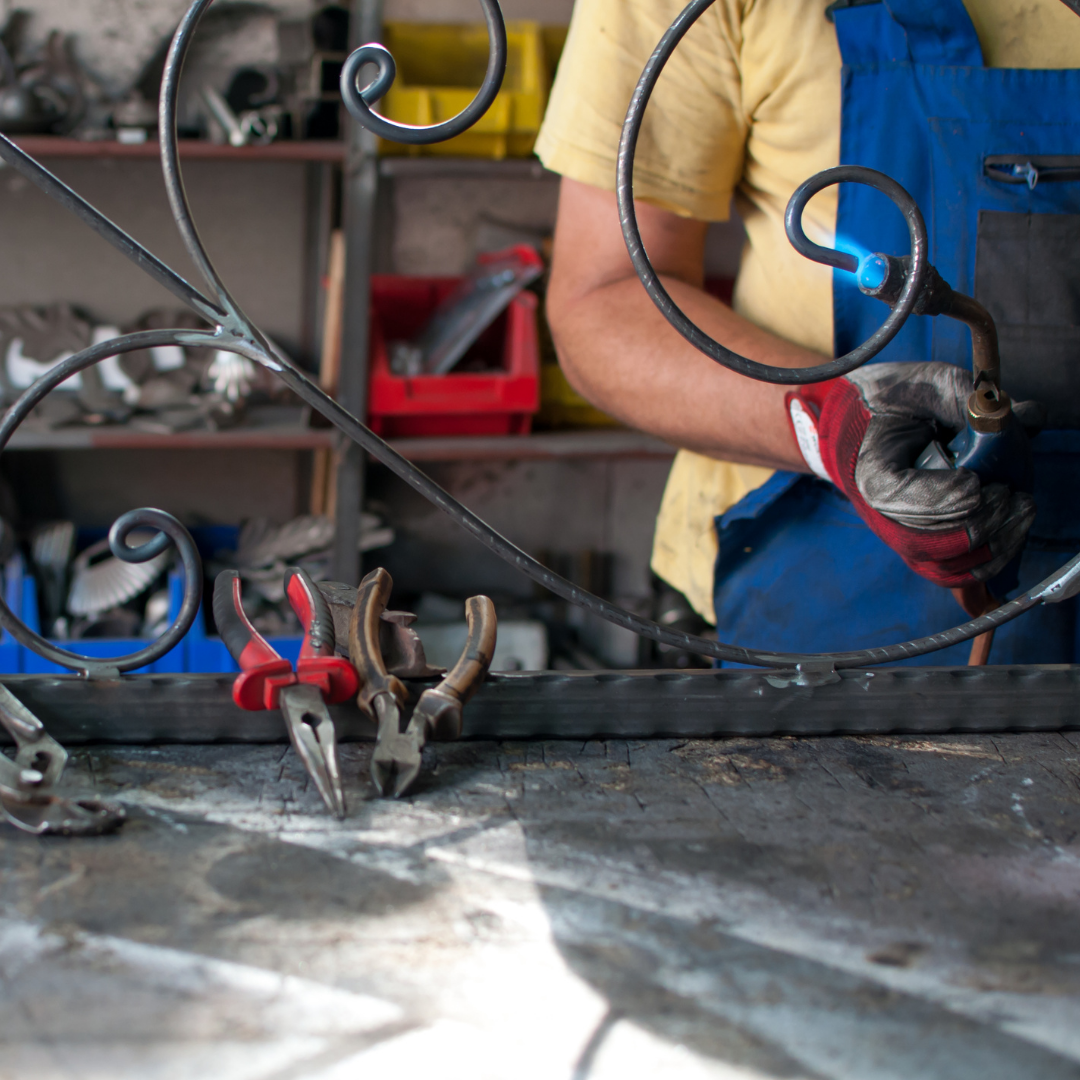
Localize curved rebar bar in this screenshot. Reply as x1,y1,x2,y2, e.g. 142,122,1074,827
0,135,226,325
339,0,507,144
159,0,261,342
0,0,1073,673
785,167,924,277
615,0,929,384
0,332,210,674
264,349,1067,668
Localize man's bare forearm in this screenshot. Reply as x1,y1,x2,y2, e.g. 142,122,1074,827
549,273,819,471
545,179,824,472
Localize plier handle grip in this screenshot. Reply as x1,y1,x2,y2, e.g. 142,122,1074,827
214,567,359,710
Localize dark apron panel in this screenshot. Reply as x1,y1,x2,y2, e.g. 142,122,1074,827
976,209,1080,428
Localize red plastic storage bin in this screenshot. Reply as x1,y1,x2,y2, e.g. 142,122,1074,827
368,273,540,437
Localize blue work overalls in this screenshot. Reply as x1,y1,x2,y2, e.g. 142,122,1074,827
712,0,1080,664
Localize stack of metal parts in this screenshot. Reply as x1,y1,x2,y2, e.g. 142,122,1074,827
111,2,349,145
21,512,394,645
0,13,90,136
28,520,74,637
211,512,394,637
389,246,544,376
104,8,288,144
29,522,171,641
276,4,350,140
0,305,286,433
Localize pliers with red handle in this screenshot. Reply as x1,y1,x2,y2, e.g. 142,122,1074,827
213,566,358,818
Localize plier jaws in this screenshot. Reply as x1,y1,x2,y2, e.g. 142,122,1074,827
278,682,347,818
370,693,423,799
0,683,124,836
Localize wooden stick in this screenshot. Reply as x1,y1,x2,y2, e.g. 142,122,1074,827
310,229,347,518
320,229,346,396
310,447,330,516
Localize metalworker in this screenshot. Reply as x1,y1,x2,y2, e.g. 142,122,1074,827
540,0,1080,663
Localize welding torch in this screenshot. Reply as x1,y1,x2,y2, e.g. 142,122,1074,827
780,168,1035,661
855,253,1033,503
855,251,1034,658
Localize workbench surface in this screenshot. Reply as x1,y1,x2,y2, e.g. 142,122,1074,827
4,732,1079,1079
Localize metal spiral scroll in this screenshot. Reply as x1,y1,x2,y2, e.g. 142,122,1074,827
339,0,508,144
616,0,931,384
0,0,1075,676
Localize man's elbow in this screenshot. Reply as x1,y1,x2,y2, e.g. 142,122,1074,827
545,267,598,398
544,257,576,346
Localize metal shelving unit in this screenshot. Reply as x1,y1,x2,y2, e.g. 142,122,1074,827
3,422,673,460
377,156,557,180
12,9,632,583
329,0,382,583
380,429,674,462
329,4,567,578
7,427,332,451
14,128,347,554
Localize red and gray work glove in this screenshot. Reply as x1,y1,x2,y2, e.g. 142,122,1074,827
785,362,1036,588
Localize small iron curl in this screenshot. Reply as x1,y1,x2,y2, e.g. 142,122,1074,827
339,0,507,145
0,332,217,675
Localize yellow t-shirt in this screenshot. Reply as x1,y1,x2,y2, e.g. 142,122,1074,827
535,0,1080,622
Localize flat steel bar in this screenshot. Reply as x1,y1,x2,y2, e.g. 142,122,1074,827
0,667,1076,745
0,134,225,323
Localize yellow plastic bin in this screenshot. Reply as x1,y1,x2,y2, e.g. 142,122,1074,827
379,21,550,159
537,362,622,429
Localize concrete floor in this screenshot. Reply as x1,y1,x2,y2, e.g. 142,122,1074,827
3,731,1080,1079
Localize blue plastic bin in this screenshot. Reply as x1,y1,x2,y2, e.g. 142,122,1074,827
179,523,306,673
185,596,303,673
0,557,27,673
15,569,186,675
0,525,308,675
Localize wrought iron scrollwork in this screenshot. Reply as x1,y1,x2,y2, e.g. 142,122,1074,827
0,332,208,676
615,0,936,385
340,0,508,145
0,0,1073,674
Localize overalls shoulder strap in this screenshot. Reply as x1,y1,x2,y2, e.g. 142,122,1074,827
882,0,984,65
833,0,983,66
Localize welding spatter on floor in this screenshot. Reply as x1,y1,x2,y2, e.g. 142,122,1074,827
0,683,124,835
348,568,496,798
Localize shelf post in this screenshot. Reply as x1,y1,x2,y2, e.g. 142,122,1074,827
332,0,384,584
301,161,335,368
